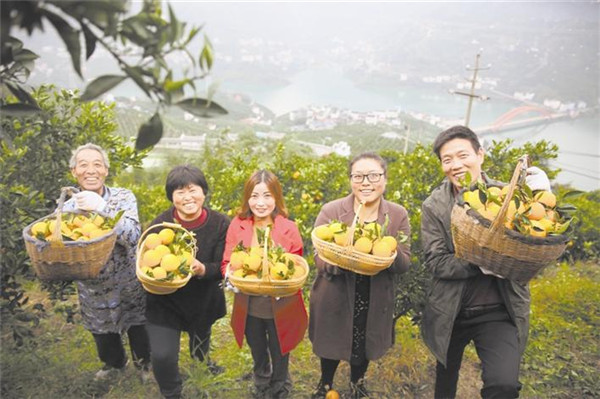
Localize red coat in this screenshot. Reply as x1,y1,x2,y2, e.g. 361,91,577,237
221,215,308,355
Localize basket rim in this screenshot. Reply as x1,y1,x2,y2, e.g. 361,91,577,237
452,202,568,246
22,212,118,246
310,229,397,262
226,254,309,285
135,223,195,289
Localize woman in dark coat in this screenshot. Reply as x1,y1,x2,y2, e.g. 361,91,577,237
309,152,411,398
145,165,230,399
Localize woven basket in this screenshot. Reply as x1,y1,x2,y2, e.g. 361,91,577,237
136,222,194,295
22,187,118,281
450,156,568,283
227,226,309,297
311,203,397,276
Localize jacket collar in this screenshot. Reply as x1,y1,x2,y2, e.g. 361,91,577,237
339,194,391,222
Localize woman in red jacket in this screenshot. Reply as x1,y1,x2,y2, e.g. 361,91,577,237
221,170,307,399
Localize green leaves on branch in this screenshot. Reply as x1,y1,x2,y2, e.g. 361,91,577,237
1,0,227,151
175,97,228,118
80,75,127,101
135,112,163,151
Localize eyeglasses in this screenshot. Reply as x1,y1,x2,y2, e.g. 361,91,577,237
350,173,385,183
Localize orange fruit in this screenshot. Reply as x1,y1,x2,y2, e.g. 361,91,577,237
158,228,175,245
161,254,180,272
354,237,373,254
535,191,556,208
144,233,162,249
372,240,393,257
142,249,162,268
527,202,546,221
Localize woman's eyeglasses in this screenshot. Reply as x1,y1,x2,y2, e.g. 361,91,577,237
350,173,385,183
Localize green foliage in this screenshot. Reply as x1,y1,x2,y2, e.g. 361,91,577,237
483,139,560,182
0,0,224,149
522,263,600,398
556,188,600,261
0,85,146,344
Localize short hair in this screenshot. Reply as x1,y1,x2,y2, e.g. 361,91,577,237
69,143,110,169
238,170,288,219
348,152,387,176
165,165,209,202
432,125,482,159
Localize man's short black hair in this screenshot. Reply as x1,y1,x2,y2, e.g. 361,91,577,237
165,165,209,202
432,125,482,159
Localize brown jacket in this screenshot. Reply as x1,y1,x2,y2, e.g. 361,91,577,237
309,194,411,361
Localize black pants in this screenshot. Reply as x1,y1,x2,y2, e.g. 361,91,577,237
92,324,150,370
245,315,292,398
146,322,212,399
435,310,522,399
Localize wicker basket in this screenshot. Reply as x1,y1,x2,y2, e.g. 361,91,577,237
311,203,397,276
450,156,568,283
22,187,118,281
227,226,309,297
136,222,194,295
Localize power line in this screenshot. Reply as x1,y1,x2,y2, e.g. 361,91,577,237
559,150,600,159
552,165,600,181
550,160,600,176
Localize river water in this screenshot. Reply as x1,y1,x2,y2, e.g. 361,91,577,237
219,67,599,191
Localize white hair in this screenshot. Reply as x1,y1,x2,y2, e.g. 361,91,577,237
69,143,110,169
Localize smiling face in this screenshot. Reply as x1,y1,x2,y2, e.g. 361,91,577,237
71,148,108,195
350,158,387,205
172,183,206,221
248,182,276,223
439,138,485,189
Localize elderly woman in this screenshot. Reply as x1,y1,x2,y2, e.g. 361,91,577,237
146,165,230,399
309,152,411,399
63,143,150,381
221,170,307,399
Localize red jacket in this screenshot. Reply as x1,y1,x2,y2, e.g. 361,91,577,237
221,214,308,355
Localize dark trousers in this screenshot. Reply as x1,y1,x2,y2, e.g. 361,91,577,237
92,324,150,370
147,322,212,399
245,315,292,398
435,311,522,399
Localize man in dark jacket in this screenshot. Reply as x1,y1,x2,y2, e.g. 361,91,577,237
420,126,551,399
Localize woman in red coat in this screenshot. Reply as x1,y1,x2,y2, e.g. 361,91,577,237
221,170,308,399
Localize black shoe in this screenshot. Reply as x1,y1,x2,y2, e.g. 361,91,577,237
252,385,271,399
311,381,333,399
350,378,369,398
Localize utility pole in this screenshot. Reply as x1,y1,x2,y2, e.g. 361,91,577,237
403,125,410,154
449,53,491,127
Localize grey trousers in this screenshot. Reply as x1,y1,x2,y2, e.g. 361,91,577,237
147,322,211,399
245,315,292,398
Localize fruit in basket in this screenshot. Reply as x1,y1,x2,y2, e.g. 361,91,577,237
139,227,194,281
314,225,334,241
29,212,121,242
144,233,162,249
354,237,373,254
462,182,575,238
372,240,394,257
229,242,301,281
312,219,403,257
158,228,175,245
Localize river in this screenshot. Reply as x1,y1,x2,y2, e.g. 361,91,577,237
219,67,599,191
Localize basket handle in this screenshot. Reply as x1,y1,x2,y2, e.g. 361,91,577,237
49,187,80,245
261,225,271,281
488,155,530,235
345,201,364,248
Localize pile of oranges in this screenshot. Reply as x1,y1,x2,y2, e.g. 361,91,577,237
313,220,401,258
229,243,304,281
139,227,194,281
462,184,572,238
29,212,119,242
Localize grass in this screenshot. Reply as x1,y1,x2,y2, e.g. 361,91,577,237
2,261,598,398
